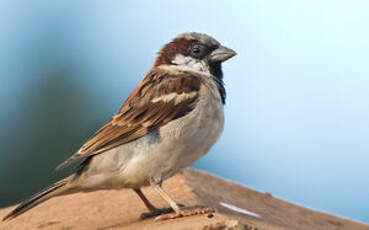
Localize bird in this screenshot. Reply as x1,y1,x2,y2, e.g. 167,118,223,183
3,32,236,221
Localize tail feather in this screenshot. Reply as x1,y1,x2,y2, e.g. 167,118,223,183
2,178,69,221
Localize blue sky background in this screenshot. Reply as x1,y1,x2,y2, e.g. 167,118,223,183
1,0,368,224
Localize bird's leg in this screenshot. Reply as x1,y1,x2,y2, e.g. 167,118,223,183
133,188,173,219
133,188,158,212
150,180,215,221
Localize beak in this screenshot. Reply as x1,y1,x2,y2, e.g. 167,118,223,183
209,45,237,62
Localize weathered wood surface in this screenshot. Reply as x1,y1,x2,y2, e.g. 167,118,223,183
1,168,368,230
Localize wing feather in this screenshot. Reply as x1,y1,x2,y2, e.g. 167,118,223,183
56,68,201,170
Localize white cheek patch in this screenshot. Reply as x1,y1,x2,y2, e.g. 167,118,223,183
172,54,195,65
172,54,210,74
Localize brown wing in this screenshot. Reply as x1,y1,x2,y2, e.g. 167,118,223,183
56,67,201,170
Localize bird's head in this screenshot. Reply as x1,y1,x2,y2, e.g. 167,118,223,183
154,32,236,80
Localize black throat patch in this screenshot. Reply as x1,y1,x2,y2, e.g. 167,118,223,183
210,62,226,104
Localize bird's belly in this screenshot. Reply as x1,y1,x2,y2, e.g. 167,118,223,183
155,97,224,178
76,96,224,191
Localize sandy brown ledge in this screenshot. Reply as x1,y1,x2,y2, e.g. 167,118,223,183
1,168,368,230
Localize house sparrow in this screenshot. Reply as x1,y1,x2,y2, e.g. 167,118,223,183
3,32,236,221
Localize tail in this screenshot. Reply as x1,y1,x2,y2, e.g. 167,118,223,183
2,177,70,221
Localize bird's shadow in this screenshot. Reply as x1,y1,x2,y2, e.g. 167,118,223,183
97,204,209,230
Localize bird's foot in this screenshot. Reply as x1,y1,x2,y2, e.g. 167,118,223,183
140,203,185,219
154,206,215,221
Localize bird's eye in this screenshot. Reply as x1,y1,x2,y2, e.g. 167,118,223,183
191,44,203,57
192,46,201,54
